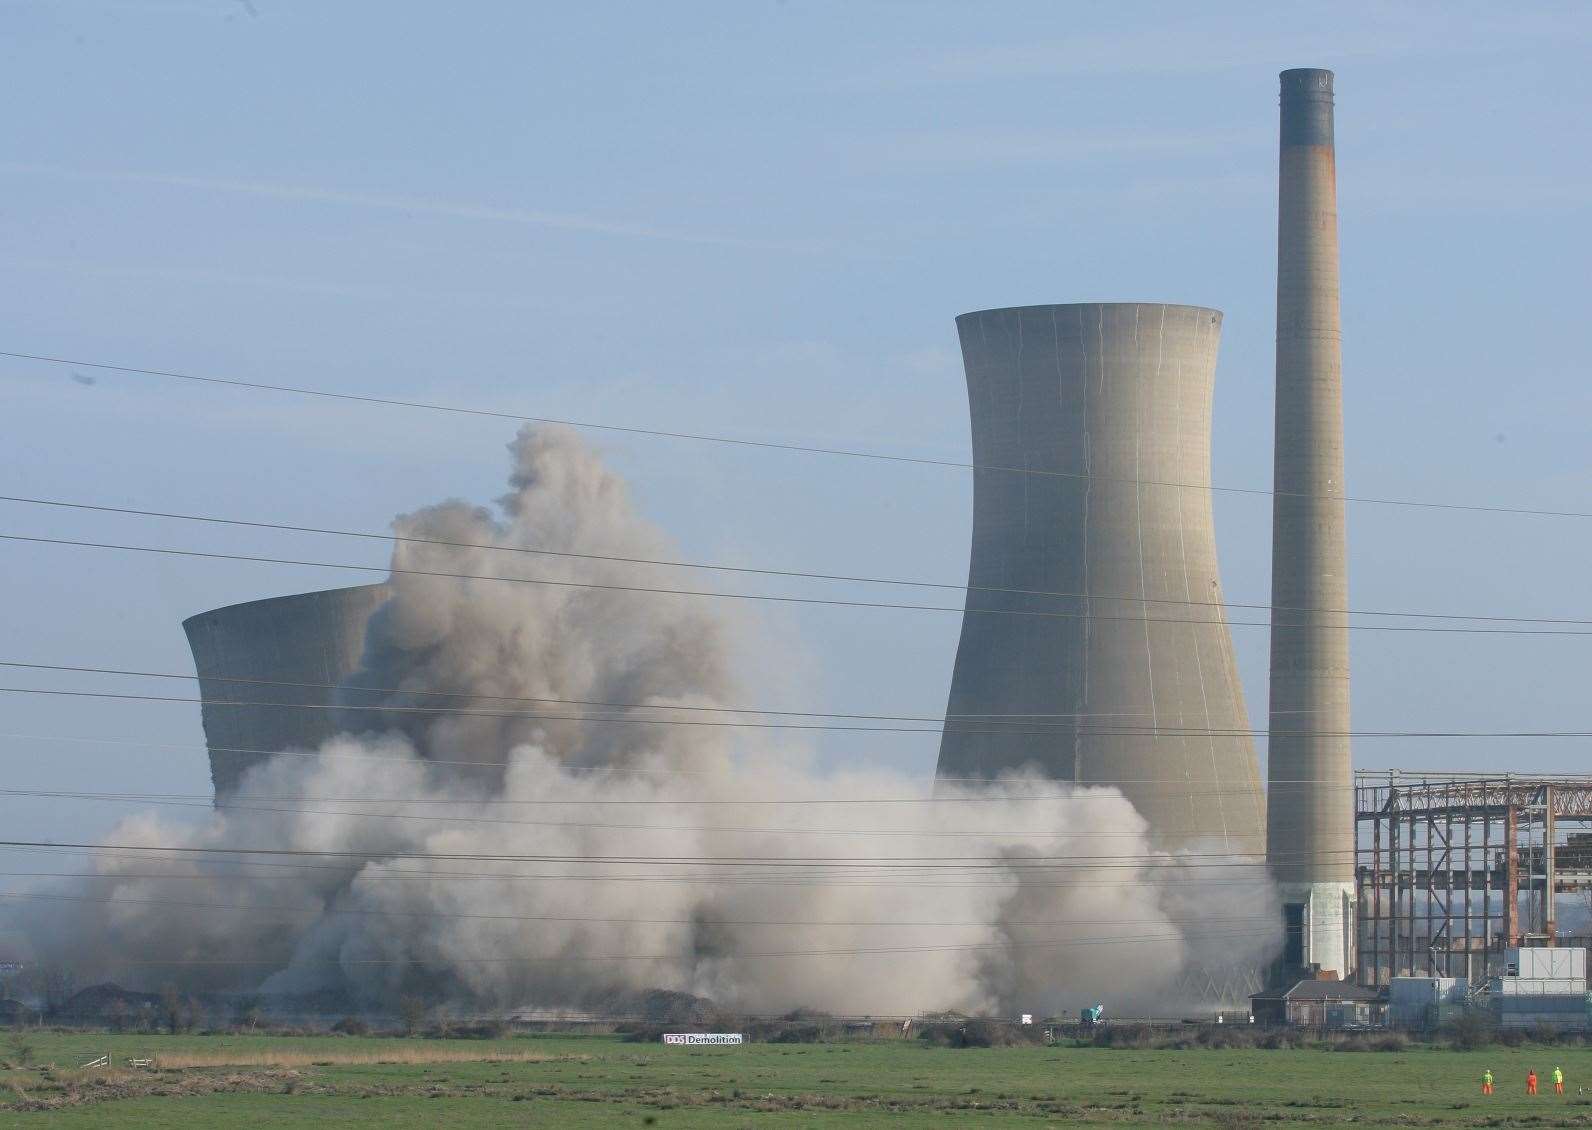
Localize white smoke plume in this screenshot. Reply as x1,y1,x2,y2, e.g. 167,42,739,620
7,427,1279,1017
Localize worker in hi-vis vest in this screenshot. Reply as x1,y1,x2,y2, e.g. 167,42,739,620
1528,1070,1538,1096
1554,1067,1565,1096
1481,1069,1493,1096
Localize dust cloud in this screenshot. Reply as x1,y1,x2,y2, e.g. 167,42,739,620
7,427,1278,1017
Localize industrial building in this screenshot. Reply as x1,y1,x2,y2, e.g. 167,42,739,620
1386,949,1591,1033
1355,771,1592,987
1490,947,1589,1030
934,302,1265,855
1250,978,1382,1029
182,583,391,796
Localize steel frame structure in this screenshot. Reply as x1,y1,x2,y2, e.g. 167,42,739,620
1355,771,1592,989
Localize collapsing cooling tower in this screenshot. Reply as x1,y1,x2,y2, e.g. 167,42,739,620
183,584,391,797
935,303,1265,854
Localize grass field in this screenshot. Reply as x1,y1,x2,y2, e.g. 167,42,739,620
4,1030,1592,1127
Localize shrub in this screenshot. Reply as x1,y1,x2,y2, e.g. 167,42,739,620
1447,1008,1495,1050
1195,1026,1261,1050
1527,1023,1566,1045
397,996,426,1037
1330,1037,1407,1056
232,995,264,1033
1092,1023,1157,1049
746,1010,843,1044
917,1019,1044,1048
4,1032,34,1068
616,1022,662,1043
331,1016,370,1036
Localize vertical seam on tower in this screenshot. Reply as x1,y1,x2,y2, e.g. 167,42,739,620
1172,309,1226,851
1014,310,1028,774
1076,310,1088,789
1132,305,1159,791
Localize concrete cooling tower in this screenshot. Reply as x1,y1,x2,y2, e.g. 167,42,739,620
183,583,391,797
935,302,1265,855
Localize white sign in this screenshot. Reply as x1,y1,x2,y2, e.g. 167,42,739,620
662,1033,744,1046
1020,1014,1033,1025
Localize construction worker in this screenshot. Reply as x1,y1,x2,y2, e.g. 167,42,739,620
1482,1069,1493,1096
1554,1067,1565,1096
1528,1069,1538,1096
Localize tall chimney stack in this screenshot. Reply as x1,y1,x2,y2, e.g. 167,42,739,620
1268,68,1354,976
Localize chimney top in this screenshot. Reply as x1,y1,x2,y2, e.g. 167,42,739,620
1279,68,1334,149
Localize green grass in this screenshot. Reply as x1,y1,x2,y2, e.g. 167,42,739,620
4,1030,1591,1127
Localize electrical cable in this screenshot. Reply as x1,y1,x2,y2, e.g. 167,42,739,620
0,731,1371,793
8,349,1592,521
6,493,1587,627
0,865,1283,889
10,532,1592,637
0,661,1158,726
0,837,1351,867
0,888,1278,931
10,660,1592,739
0,785,1258,839
0,928,1272,967
7,683,1592,739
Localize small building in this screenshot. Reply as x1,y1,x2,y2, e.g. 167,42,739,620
1488,947,1590,1031
1251,980,1383,1029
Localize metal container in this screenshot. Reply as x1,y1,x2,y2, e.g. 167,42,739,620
1508,947,1587,980
1493,978,1586,997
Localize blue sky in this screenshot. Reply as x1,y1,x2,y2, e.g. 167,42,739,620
2,0,1591,845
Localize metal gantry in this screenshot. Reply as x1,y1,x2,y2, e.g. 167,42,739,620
1355,771,1592,989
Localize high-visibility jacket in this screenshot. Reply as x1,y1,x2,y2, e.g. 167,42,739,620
1554,1069,1564,1085
1483,1073,1493,1085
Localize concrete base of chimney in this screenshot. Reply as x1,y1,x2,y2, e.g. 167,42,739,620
1281,880,1357,979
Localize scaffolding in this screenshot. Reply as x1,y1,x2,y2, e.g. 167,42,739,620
1355,771,1592,989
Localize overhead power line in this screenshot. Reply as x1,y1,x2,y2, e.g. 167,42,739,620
0,844,1294,888
6,659,1582,733
7,532,1592,636
6,493,1588,627
0,684,1267,737
7,349,1591,521
0,925,1268,967
0,784,1255,839
6,683,1592,739
0,889,1276,931
0,862,1283,890
0,660,1156,726
0,837,1353,869
0,731,1371,793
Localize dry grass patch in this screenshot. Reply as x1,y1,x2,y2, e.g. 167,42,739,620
7,1068,300,1112
152,1045,591,1069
